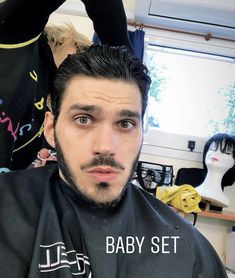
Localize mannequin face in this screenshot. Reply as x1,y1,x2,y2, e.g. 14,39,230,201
205,141,234,171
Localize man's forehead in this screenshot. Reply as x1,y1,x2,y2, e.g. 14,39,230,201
64,76,141,98
61,76,142,112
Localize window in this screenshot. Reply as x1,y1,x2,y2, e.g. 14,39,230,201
142,31,235,161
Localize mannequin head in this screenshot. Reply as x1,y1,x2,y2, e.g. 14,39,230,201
196,133,235,207
202,133,235,189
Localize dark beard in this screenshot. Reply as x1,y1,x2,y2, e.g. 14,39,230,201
54,133,141,209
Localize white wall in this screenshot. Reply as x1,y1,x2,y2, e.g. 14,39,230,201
185,214,232,262
48,12,94,41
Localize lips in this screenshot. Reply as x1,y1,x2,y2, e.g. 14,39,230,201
87,167,119,182
211,157,219,161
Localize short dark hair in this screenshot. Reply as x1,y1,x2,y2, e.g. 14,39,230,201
202,133,235,189
51,45,151,122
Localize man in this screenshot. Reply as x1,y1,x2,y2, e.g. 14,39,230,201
0,45,227,277
0,0,131,172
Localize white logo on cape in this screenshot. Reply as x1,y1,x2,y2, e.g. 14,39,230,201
38,242,92,277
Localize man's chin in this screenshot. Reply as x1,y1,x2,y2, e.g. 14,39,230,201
78,185,127,209
79,194,122,209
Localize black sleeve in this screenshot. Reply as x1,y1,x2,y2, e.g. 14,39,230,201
0,0,66,43
81,0,133,51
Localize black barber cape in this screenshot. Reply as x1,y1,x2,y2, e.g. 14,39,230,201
0,164,227,277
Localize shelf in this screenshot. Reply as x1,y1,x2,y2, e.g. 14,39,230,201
198,210,235,222
169,206,235,222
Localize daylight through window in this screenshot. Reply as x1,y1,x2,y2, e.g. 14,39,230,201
145,45,235,138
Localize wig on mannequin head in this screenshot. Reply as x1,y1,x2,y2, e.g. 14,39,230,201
202,133,235,190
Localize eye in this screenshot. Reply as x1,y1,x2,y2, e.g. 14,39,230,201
209,143,217,151
119,120,135,129
74,116,92,125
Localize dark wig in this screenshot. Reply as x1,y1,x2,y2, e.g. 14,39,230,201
51,44,151,123
202,133,235,189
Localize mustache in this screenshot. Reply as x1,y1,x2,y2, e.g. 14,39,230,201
80,155,125,171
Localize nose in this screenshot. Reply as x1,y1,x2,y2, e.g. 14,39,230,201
91,125,116,156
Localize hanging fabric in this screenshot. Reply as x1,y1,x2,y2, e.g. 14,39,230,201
92,27,145,61
92,32,101,45
128,28,145,61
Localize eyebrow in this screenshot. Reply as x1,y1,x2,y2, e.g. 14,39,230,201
68,104,141,119
69,103,101,114
119,109,141,120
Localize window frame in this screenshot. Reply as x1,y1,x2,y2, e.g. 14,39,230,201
142,28,235,162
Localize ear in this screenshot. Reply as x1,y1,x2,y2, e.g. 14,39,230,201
44,111,56,148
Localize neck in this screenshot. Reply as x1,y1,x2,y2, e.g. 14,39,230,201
200,170,224,191
196,168,229,207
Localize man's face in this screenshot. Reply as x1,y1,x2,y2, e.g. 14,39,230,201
46,76,143,207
